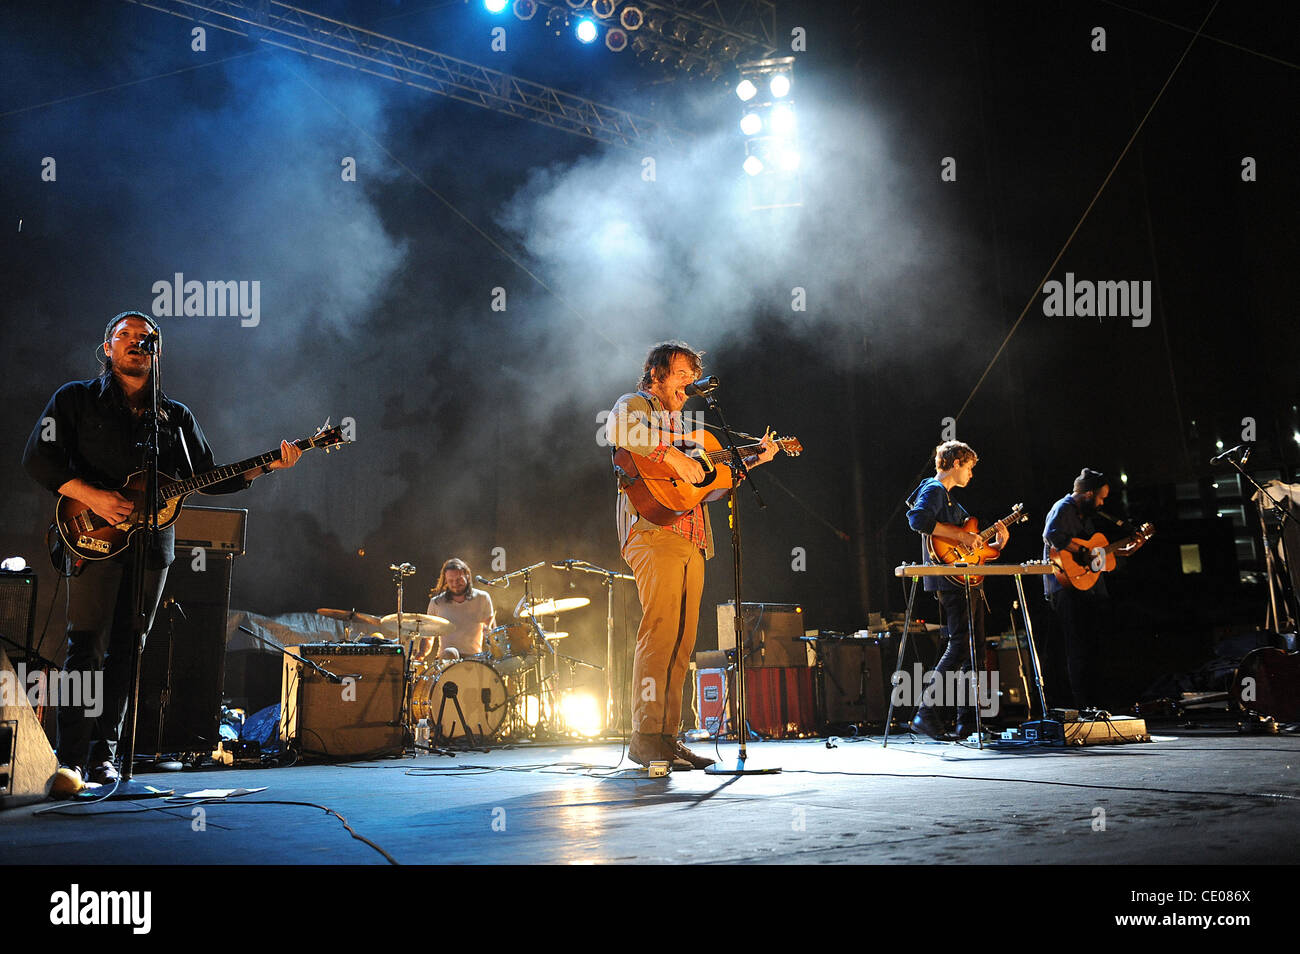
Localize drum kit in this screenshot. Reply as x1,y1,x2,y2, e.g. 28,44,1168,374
315,560,606,751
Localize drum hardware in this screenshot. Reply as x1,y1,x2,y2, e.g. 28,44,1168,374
549,558,635,740
411,659,506,749
314,607,384,642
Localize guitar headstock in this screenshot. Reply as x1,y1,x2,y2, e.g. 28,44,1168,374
1006,502,1029,525
776,436,802,457
307,421,350,453
1135,522,1155,542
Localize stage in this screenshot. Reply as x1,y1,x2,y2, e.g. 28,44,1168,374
3,728,1296,867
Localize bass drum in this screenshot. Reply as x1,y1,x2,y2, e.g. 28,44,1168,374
411,659,508,742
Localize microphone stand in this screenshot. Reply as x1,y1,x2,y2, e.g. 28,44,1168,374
699,389,780,776
91,340,173,800
1222,451,1300,633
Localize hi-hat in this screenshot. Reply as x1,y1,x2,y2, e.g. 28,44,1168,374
316,607,383,627
516,597,590,618
379,612,451,636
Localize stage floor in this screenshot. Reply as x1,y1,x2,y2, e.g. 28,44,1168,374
2,728,1297,866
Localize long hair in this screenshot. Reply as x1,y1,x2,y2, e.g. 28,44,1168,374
430,557,472,601
638,340,703,391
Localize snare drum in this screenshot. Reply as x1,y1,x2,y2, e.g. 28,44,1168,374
410,659,507,742
486,621,535,660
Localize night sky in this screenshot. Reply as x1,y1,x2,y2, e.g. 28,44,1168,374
3,0,1297,691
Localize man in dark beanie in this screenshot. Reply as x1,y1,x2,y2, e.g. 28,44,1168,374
1042,468,1114,708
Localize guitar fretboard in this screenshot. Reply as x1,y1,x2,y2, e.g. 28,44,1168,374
160,436,315,499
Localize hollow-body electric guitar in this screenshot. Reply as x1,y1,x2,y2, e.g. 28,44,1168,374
1048,522,1154,591
926,503,1028,587
614,428,802,526
56,424,348,561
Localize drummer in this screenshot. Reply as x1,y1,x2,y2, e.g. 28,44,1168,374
419,557,495,661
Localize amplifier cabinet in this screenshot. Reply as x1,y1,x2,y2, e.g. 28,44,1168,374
717,602,807,668
819,639,888,726
280,644,405,758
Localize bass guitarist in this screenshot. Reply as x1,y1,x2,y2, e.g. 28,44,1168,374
605,341,777,770
905,440,1011,740
21,311,301,790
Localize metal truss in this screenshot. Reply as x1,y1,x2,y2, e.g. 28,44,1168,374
120,0,693,149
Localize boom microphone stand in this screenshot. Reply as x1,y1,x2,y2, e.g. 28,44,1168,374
700,383,779,776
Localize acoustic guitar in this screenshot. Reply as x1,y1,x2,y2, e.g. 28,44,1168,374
926,503,1027,587
613,428,802,526
55,423,348,561
1048,522,1154,591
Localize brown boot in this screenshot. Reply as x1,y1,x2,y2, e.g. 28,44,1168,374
662,735,715,769
628,731,666,767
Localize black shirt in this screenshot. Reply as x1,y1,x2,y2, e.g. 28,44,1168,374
22,373,246,564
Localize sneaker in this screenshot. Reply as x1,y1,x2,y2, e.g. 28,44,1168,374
88,760,119,785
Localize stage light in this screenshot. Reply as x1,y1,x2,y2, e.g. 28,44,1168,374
512,0,537,20
560,692,603,737
575,18,598,43
484,0,508,12
740,112,762,136
735,79,757,101
770,73,791,98
743,155,764,176
592,0,616,18
606,27,628,52
777,148,800,171
620,6,643,30
770,104,796,135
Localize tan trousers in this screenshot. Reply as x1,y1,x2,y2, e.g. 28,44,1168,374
622,526,705,735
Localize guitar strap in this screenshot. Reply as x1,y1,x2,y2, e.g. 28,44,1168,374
177,427,196,478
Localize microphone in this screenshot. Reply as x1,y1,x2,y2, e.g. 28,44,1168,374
684,375,718,397
1210,444,1251,465
475,574,507,588
133,331,161,354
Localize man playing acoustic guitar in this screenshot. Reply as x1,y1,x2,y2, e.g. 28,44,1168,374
22,311,301,792
905,440,1011,740
606,341,777,770
1042,468,1146,709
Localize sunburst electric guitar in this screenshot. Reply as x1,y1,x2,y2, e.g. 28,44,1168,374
614,428,802,526
56,423,349,561
926,503,1028,587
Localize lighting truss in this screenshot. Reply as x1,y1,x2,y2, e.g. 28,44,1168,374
119,0,693,149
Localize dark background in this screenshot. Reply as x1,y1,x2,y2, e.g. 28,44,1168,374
2,0,1297,708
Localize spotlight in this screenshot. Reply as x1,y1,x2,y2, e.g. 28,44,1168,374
605,27,628,51
735,78,757,101
739,112,762,136
512,0,537,20
743,155,764,176
575,18,598,43
559,691,603,737
620,6,643,30
777,148,800,171
770,73,791,98
484,0,508,12
591,0,616,18
770,104,796,135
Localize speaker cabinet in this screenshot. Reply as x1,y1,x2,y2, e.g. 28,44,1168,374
280,644,405,759
0,569,38,661
819,639,888,726
717,602,808,668
135,554,233,756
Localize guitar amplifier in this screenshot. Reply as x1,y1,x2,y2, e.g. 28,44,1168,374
717,602,807,668
280,643,405,759
174,505,248,555
819,638,888,726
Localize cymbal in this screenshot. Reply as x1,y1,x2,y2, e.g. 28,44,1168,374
316,607,384,627
540,631,569,641
379,612,451,636
516,597,590,618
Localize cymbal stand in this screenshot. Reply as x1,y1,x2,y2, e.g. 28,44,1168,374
388,561,419,747
552,558,635,738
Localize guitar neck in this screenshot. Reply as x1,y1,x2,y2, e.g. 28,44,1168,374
701,440,767,465
160,437,310,498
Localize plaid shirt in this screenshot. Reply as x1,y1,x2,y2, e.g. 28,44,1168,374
646,411,709,551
